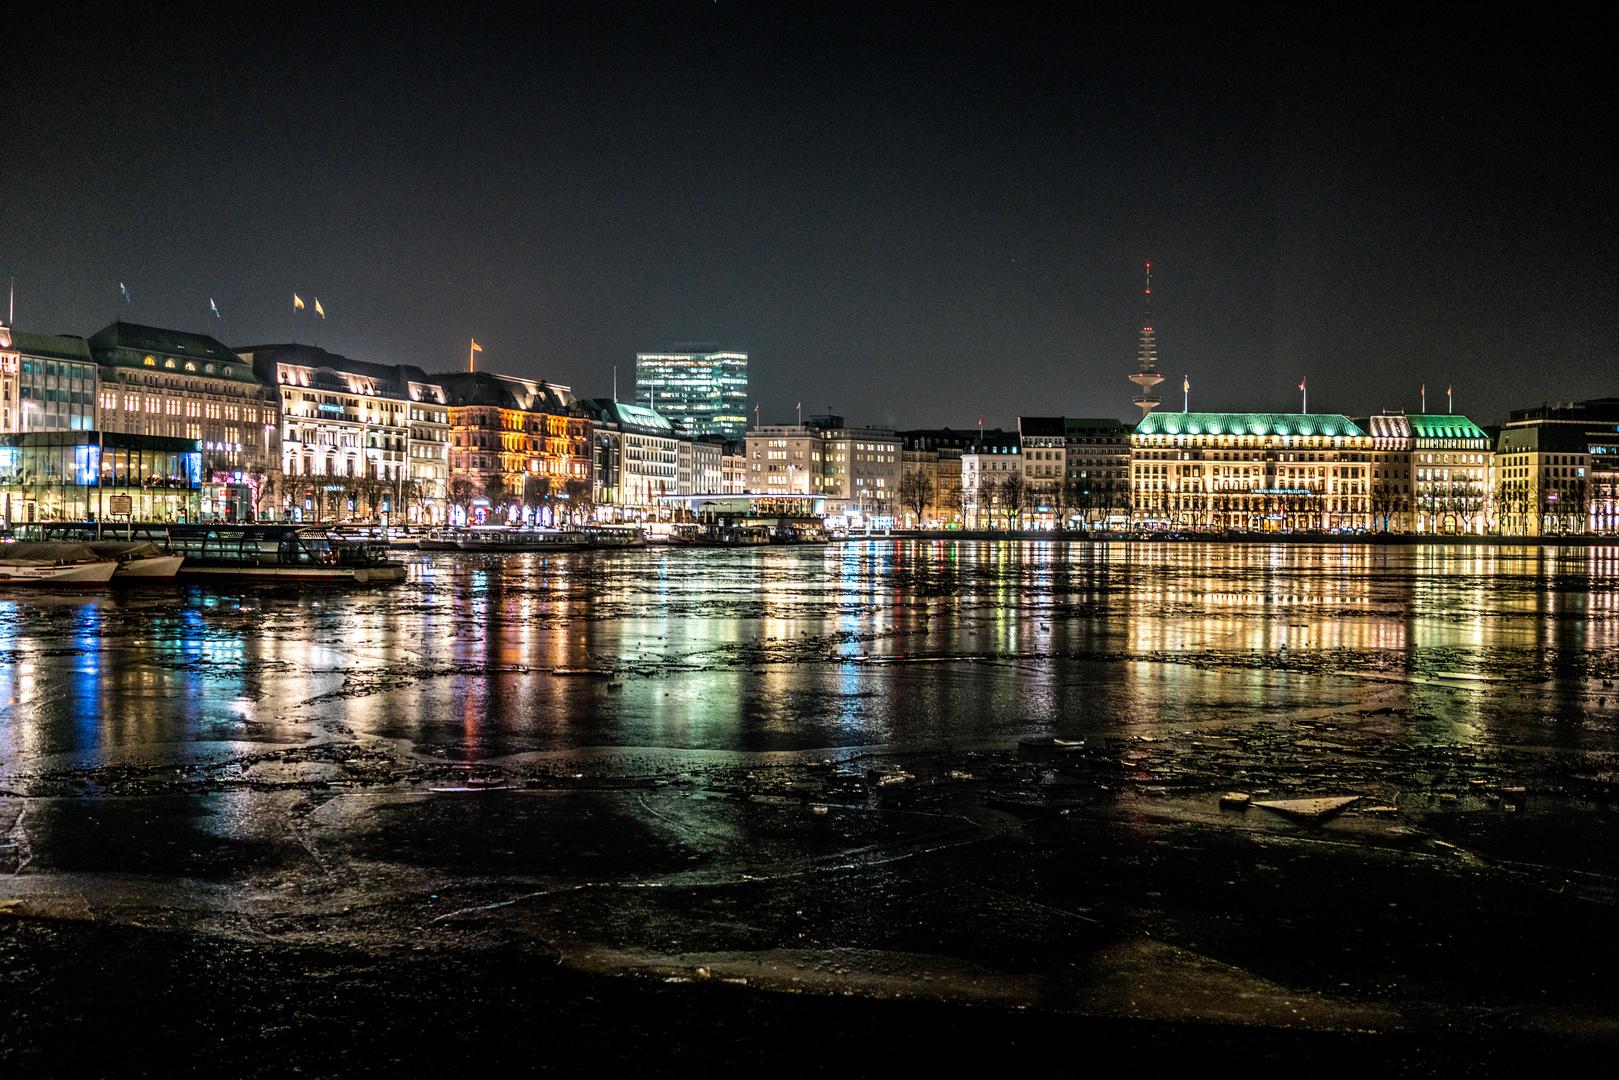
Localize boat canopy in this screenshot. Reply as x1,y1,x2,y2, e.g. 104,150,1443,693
1,541,106,564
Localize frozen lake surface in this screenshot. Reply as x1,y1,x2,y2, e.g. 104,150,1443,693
2,540,1617,1070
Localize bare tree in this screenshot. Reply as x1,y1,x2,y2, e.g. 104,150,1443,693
448,477,476,523
1060,478,1085,530
562,478,592,525
1000,472,1026,530
482,473,510,521
250,471,278,523
1564,478,1593,534
523,474,551,523
899,468,931,527
1490,481,1514,535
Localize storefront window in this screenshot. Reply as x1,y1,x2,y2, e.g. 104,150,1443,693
0,433,201,523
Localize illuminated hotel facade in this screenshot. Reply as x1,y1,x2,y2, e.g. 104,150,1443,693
1363,412,1493,534
1130,412,1373,531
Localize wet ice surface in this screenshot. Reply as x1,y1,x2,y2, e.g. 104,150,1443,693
3,541,1619,1044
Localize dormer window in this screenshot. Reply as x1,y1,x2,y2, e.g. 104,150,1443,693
185,362,196,372
205,363,216,374
164,359,176,369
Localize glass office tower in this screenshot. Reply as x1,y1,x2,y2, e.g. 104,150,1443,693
634,350,748,439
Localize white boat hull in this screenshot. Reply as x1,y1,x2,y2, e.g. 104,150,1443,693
0,560,120,584
112,555,187,580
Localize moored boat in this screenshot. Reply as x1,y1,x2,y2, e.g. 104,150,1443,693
455,528,590,552
693,524,772,547
85,541,186,581
163,526,408,581
416,528,463,551
0,542,119,584
17,523,406,581
582,525,647,549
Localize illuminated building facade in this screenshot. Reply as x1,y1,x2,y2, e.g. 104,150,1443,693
960,444,1022,529
721,441,748,494
1062,418,1133,527
439,372,592,525
1018,417,1067,528
1495,398,1619,535
1131,412,1373,531
745,424,824,496
583,399,678,519
634,349,748,439
1363,413,1492,534
1,328,99,433
0,430,202,525
97,324,281,519
745,415,901,518
240,343,435,523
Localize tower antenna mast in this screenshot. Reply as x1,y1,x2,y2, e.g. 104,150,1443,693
1127,263,1163,418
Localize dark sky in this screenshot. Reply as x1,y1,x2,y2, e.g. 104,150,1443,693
3,2,1613,429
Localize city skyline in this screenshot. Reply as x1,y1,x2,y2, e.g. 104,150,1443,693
2,5,1612,430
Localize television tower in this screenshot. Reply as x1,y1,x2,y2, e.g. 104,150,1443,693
1128,263,1163,418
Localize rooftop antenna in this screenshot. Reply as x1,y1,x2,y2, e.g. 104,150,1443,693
1127,263,1163,418
7,276,12,325
613,364,618,403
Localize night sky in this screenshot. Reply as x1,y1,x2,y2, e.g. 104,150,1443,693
2,3,1613,429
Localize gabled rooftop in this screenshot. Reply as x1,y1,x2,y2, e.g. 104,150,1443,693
238,343,437,392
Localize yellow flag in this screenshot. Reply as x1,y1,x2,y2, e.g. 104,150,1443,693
315,298,325,318
293,294,305,310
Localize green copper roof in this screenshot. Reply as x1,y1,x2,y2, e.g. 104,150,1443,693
1408,414,1488,440
1134,411,1366,438
4,330,93,363
614,402,673,430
